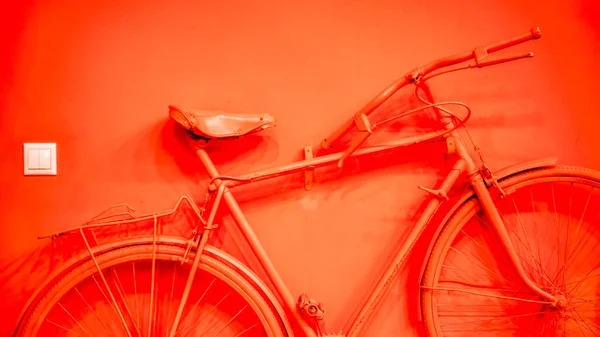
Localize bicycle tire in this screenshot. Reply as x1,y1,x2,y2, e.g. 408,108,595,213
15,236,288,337
421,166,600,336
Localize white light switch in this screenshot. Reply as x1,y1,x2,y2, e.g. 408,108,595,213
24,143,57,175
39,148,52,169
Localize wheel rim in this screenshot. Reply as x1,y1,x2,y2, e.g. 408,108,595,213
23,244,277,336
423,172,600,336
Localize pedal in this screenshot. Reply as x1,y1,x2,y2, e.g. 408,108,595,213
297,294,325,320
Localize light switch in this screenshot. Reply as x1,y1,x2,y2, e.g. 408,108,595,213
24,143,57,175
39,148,52,169
27,148,40,169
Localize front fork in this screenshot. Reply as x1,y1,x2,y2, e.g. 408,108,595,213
416,80,558,306
470,173,558,305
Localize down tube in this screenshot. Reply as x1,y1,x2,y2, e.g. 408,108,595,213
222,190,318,337
346,159,466,337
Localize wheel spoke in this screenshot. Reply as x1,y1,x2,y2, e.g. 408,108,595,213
448,247,510,284
551,183,568,290
566,307,597,334
165,263,177,337
441,264,511,280
148,217,158,337
569,259,600,294
133,262,139,333
563,183,574,290
58,302,90,336
422,285,550,304
212,304,248,337
74,287,115,336
510,199,538,272
81,229,133,337
422,170,600,336
499,210,558,290
513,249,559,293
529,189,544,285
179,277,216,330
438,311,546,329
561,212,600,273
233,323,258,337
92,275,117,314
45,319,84,336
185,292,231,336
111,268,141,335
23,241,278,336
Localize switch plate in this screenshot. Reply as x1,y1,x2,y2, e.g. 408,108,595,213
24,143,57,175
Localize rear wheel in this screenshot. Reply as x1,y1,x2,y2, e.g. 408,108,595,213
16,237,287,336
422,167,600,336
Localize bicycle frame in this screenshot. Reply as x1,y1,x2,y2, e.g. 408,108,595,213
193,125,465,337
183,85,557,337
154,27,560,337
164,27,560,337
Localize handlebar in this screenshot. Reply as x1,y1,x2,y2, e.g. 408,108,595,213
321,27,542,152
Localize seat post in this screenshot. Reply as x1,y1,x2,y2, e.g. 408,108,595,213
195,148,219,179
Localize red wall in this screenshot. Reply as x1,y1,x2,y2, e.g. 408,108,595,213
1,0,599,335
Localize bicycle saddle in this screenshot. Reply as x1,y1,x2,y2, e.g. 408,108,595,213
168,105,275,139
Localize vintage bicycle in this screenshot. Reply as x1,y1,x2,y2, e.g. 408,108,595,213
13,27,600,336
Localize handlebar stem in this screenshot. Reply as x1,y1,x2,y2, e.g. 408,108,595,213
322,27,543,155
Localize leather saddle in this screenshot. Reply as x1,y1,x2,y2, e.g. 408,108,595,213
168,105,276,139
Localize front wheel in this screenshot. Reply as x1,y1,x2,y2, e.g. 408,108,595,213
422,166,600,336
15,237,287,337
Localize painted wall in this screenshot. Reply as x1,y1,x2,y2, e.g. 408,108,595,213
1,0,598,335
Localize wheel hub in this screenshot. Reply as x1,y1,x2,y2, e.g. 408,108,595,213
550,294,569,310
